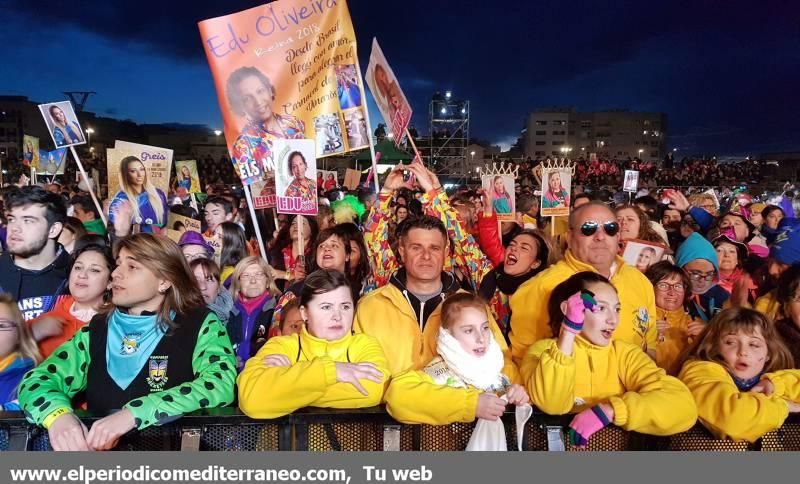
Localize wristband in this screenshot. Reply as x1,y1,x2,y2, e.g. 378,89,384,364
562,317,583,334
43,407,72,429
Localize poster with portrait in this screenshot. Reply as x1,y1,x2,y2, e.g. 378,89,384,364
622,240,667,273
174,160,201,193
37,148,68,176
623,170,639,193
540,169,572,217
274,139,317,216
167,212,202,233
38,101,85,148
22,135,40,169
198,0,367,186
365,38,413,145
109,141,173,200
317,169,339,193
482,174,515,222
251,171,277,210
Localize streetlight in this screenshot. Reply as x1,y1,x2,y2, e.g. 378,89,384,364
85,127,94,147
445,91,452,99
470,150,476,166
638,149,644,159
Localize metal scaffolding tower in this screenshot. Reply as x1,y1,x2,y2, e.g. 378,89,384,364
427,91,470,180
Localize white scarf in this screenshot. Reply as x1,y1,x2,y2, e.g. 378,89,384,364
436,327,505,392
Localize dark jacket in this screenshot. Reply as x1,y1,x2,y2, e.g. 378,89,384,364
0,247,70,320
389,268,460,329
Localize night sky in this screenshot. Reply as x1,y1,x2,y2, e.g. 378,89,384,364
2,0,798,155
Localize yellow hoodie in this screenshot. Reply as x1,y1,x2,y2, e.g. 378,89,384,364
509,250,658,364
353,284,520,382
237,326,389,419
521,336,697,436
754,290,781,322
655,307,693,375
679,360,800,442
385,359,485,425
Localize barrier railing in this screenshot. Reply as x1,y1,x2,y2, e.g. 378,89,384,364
1,408,798,452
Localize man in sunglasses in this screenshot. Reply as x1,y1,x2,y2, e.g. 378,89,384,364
509,202,658,363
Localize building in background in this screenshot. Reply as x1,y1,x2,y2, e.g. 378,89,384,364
523,108,667,162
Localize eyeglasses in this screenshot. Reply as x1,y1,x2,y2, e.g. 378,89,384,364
578,221,620,237
0,320,18,331
686,270,715,282
240,273,267,282
655,282,688,292
184,252,209,261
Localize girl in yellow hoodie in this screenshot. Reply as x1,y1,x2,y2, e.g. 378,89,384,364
678,307,800,443
238,270,389,419
522,271,697,447
385,293,528,426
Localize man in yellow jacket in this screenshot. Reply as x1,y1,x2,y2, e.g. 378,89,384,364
509,202,658,364
354,215,518,382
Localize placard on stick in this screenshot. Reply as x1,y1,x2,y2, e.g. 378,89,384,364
274,139,318,216
481,162,518,222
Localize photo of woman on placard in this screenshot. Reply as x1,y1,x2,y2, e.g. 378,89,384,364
542,171,570,209
109,156,169,234
491,175,513,214
283,151,317,202
226,66,305,181
48,104,84,147
23,138,39,168
177,165,193,191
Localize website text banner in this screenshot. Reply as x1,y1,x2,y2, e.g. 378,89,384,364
0,451,785,484
199,0,365,186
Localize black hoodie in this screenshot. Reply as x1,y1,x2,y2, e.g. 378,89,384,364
0,247,70,320
389,268,460,329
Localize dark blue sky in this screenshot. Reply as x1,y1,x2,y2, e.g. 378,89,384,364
2,0,798,155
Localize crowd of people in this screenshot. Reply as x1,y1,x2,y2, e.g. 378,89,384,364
1,154,800,452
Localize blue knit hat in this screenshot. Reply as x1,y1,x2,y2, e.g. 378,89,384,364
770,227,800,266
675,232,719,278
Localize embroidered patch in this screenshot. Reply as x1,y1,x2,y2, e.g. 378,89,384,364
146,356,169,391
121,334,141,355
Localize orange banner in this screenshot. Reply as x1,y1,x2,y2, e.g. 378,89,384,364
198,0,366,185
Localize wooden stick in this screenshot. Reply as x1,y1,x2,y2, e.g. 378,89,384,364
243,184,267,261
69,146,106,226
550,216,556,237
353,55,381,194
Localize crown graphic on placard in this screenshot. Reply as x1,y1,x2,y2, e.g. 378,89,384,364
532,158,575,184
481,161,519,178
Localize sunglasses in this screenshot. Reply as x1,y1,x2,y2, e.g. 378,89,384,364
578,221,620,237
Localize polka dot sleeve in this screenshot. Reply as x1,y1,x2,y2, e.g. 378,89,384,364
123,312,237,430
18,326,92,428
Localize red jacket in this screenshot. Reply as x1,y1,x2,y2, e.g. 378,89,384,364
477,211,504,268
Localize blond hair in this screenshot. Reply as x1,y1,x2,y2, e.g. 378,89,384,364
681,307,794,373
440,292,490,331
119,156,165,225
114,234,205,330
230,256,281,299
0,294,41,364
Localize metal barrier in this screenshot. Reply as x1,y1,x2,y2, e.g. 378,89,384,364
1,408,798,452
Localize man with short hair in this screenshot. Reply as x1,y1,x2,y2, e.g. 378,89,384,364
71,195,106,236
509,201,658,363
0,186,70,320
203,196,234,236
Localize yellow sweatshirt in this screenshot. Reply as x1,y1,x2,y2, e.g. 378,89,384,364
679,360,800,442
385,358,486,425
509,250,658,365
353,285,520,382
521,336,697,436
754,290,780,322
237,326,389,419
655,307,693,376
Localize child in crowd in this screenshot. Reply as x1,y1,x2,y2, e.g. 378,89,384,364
679,307,800,442
277,299,303,336
522,272,697,448
238,270,388,418
386,293,528,427
0,294,40,410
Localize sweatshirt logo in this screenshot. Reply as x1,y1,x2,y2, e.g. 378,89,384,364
146,356,169,391
121,334,141,355
635,307,650,343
